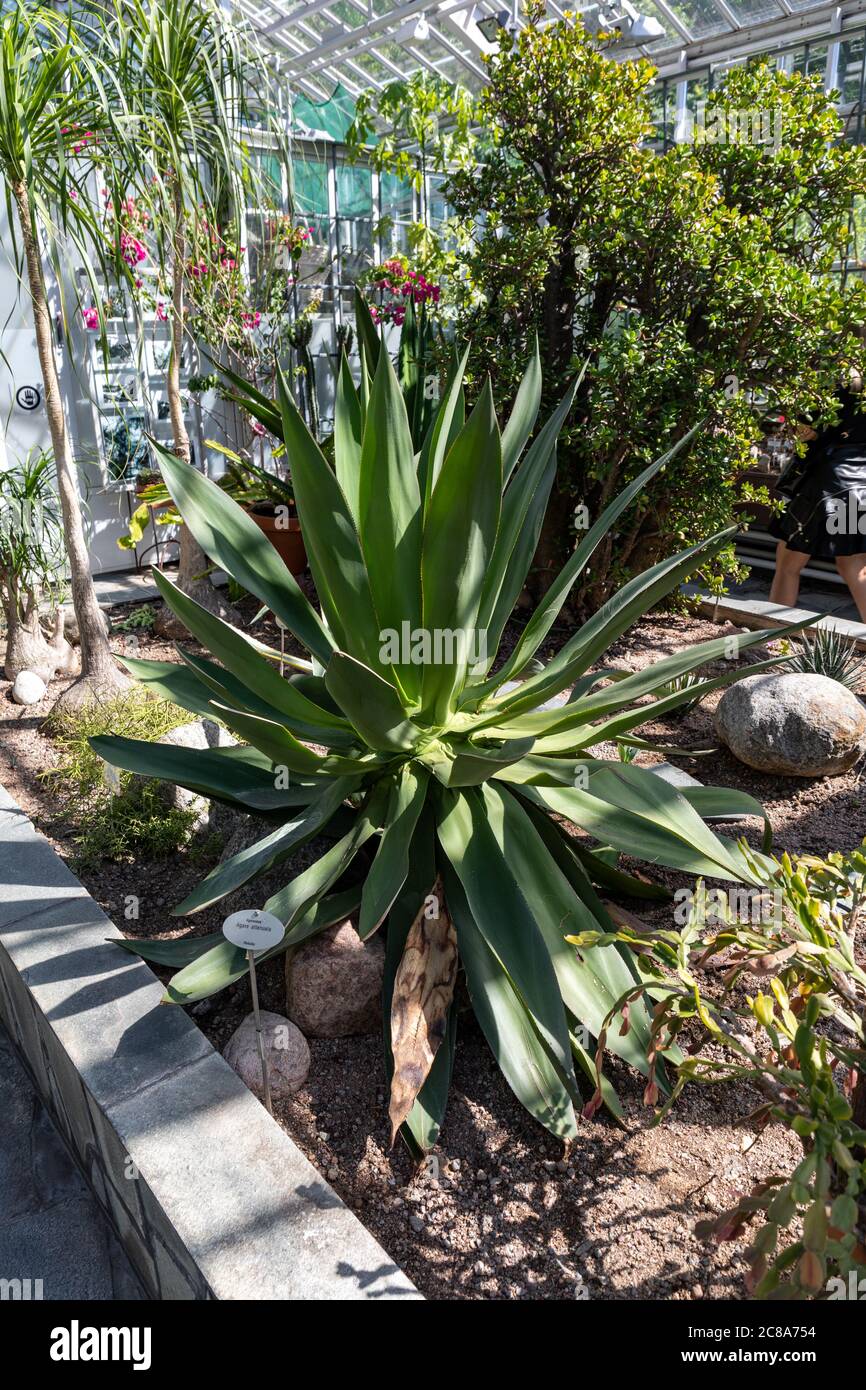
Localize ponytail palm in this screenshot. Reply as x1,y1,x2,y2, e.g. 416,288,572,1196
94,345,803,1149
0,4,126,707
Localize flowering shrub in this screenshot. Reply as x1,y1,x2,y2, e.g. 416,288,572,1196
268,214,313,262
366,254,440,327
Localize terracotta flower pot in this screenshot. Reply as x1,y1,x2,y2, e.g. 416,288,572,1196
247,503,307,576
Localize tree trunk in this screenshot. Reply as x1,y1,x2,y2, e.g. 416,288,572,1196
2,583,60,683
161,182,237,626
12,181,127,711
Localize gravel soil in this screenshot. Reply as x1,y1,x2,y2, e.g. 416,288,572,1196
2,596,864,1301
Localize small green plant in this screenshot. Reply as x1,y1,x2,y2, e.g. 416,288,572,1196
574,839,866,1298
43,691,198,867
658,672,704,717
113,604,156,633
787,627,866,691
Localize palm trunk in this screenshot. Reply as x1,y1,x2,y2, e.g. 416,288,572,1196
12,181,126,708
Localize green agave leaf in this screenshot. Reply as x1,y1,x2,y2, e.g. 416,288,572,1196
424,735,535,787
358,346,422,695
475,377,580,673
263,782,390,932
173,776,361,916
500,336,542,483
154,442,332,666
111,932,220,968
117,655,218,721
354,286,381,378
442,863,578,1140
358,763,429,939
175,645,357,749
324,652,421,753
420,381,502,723
521,767,760,885
206,700,382,778
567,839,671,901
334,351,363,522
480,782,654,1076
88,732,306,812
162,887,362,1005
436,785,577,1091
275,365,386,675
678,786,773,854
151,571,351,743
541,618,813,733
417,345,468,507
218,360,283,432
469,424,703,703
478,526,737,723
530,654,791,756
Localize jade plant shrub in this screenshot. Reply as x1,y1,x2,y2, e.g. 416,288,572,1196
91,342,809,1153
574,842,866,1297
352,3,866,611
45,691,200,870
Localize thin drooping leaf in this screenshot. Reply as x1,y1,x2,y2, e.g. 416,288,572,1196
388,874,458,1143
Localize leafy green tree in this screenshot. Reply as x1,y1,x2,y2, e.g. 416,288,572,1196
358,6,866,610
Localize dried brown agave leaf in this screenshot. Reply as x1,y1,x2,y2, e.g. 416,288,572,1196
388,875,458,1144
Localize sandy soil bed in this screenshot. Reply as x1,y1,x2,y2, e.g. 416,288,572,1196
2,599,863,1300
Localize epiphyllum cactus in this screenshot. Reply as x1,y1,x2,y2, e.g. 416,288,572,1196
93,342,806,1152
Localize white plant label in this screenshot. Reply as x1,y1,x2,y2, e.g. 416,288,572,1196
222,909,284,953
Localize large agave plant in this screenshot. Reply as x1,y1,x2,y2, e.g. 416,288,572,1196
94,341,805,1151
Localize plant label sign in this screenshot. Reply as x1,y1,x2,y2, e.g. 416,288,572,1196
222,909,284,953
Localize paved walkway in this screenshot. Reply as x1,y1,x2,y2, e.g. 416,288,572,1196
0,1024,144,1301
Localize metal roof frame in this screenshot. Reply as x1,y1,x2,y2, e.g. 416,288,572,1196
234,0,866,119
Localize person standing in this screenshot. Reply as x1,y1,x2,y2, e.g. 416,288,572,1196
769,375,866,621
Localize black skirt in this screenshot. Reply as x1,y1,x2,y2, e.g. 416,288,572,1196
769,444,866,559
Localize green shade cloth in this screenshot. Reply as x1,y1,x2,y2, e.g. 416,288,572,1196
292,83,356,142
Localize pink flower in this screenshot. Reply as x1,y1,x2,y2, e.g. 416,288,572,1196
251,420,266,437
241,311,261,331
82,307,99,330
156,302,167,322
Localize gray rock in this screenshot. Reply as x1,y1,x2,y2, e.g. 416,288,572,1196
156,719,237,829
11,670,47,705
223,1011,310,1101
715,673,866,778
285,920,385,1037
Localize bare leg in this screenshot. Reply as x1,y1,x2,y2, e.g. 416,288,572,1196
834,552,866,622
769,541,811,608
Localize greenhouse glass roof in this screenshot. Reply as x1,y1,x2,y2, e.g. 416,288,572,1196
234,0,866,106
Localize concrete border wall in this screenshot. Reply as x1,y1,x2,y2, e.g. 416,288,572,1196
0,785,419,1301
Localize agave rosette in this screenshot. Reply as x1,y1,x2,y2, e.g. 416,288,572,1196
93,329,805,1150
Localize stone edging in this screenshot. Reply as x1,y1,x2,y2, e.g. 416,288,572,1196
0,784,420,1301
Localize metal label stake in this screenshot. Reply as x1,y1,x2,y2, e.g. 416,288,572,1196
222,909,285,1116
246,947,273,1115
